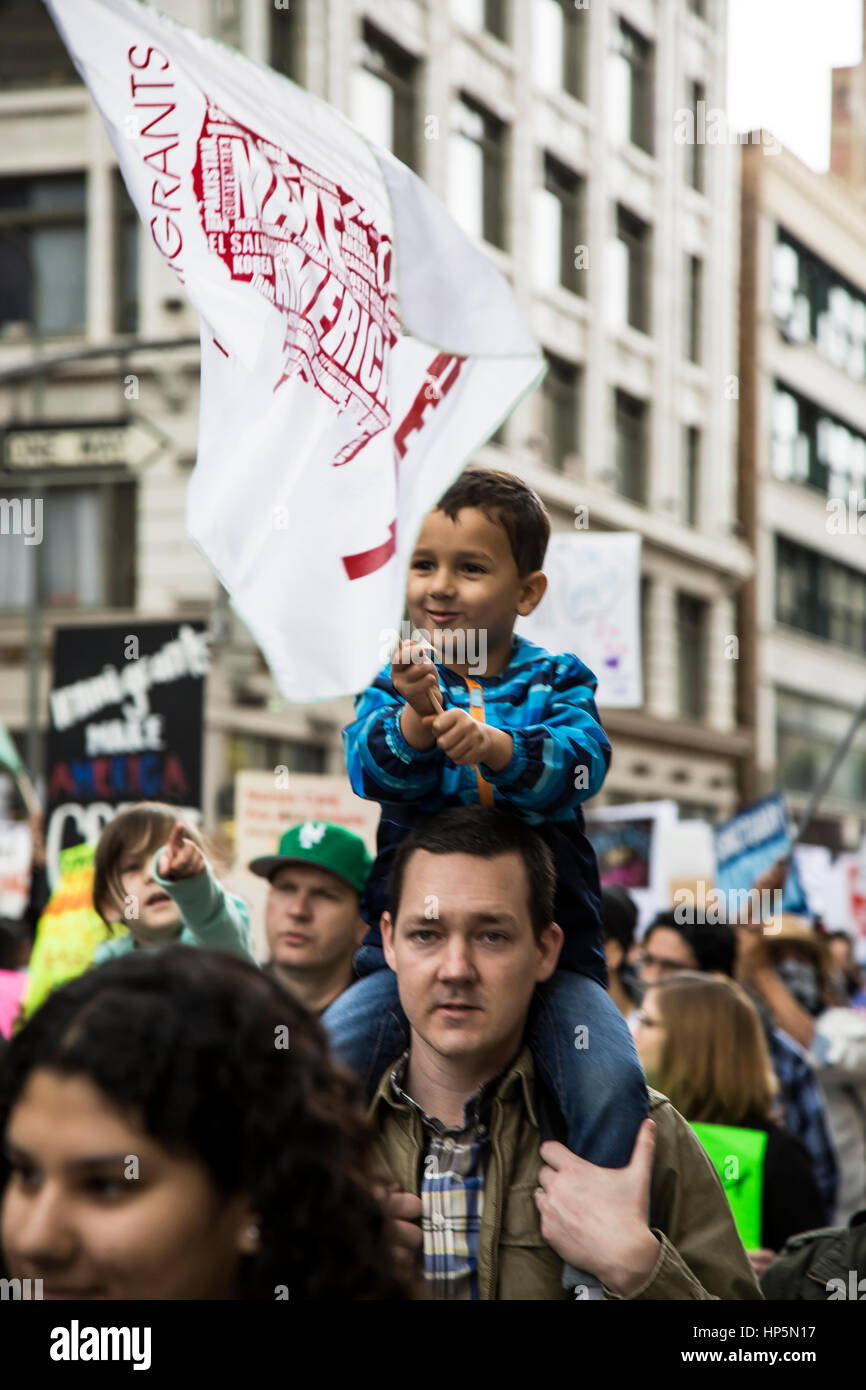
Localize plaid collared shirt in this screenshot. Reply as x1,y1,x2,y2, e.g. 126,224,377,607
767,1027,839,1219
389,1053,505,1301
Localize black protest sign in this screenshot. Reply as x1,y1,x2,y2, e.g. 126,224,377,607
44,622,209,883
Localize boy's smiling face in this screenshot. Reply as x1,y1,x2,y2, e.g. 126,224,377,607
406,507,546,676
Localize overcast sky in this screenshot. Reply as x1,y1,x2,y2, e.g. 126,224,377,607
727,0,864,169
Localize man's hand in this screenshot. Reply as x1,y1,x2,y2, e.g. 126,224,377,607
390,640,442,717
753,855,789,898
747,1248,776,1280
377,1182,423,1273
158,822,206,881
534,1119,661,1297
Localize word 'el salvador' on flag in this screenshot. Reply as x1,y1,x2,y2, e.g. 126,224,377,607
45,0,544,701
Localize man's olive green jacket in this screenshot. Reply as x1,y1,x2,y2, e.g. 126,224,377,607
370,1046,764,1301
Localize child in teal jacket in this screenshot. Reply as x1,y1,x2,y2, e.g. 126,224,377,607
92,803,252,964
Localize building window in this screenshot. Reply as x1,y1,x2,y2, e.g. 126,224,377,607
772,228,866,378
0,483,135,611
777,691,866,805
677,594,707,721
771,237,811,344
217,734,326,819
450,0,509,41
541,354,579,471
687,0,707,17
532,155,584,294
684,253,702,362
776,536,866,652
270,0,303,84
772,387,811,485
607,205,651,333
683,80,706,191
351,24,418,170
113,172,139,335
613,389,648,503
607,18,654,154
449,95,506,248
682,426,701,526
639,574,651,706
0,0,79,90
772,383,866,501
531,0,585,100
0,176,87,338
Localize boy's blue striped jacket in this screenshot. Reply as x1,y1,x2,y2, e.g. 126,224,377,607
342,633,611,984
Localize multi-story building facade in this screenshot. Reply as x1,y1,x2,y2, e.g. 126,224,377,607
0,0,751,837
740,138,866,851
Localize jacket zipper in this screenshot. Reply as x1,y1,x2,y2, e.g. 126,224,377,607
484,1099,504,1300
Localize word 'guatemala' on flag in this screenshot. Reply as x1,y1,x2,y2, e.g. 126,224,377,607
45,0,544,701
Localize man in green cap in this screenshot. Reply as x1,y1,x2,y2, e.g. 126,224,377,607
249,821,373,1016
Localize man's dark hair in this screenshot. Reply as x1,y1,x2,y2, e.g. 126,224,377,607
601,887,638,956
646,912,736,978
434,467,551,576
388,806,555,942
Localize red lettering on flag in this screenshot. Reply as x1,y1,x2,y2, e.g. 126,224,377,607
342,520,396,580
340,353,465,582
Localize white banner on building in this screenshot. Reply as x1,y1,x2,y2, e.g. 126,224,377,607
46,0,543,702
517,533,642,707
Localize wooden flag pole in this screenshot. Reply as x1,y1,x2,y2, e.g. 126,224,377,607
416,642,487,782
15,767,42,818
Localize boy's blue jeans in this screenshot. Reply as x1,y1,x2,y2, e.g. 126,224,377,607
323,945,649,1293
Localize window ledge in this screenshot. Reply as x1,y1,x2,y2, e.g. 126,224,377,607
609,324,657,359
772,621,866,661
0,86,87,116
609,139,658,181
533,283,590,319
680,184,709,211
679,359,708,383
454,27,516,73
531,84,591,127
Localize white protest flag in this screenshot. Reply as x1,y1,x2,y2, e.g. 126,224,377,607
45,0,543,701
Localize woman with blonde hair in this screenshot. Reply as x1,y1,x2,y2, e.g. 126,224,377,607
632,972,827,1277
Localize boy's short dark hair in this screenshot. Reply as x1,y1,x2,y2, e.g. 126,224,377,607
434,467,551,576
93,803,209,926
387,806,555,942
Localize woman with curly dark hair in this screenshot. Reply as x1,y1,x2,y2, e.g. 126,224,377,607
0,947,411,1300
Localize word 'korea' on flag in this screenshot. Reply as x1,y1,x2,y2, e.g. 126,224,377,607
45,0,544,702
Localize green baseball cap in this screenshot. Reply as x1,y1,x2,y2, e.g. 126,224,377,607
248,821,373,896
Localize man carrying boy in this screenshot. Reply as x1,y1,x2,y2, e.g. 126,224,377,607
326,468,648,1295
372,806,762,1299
